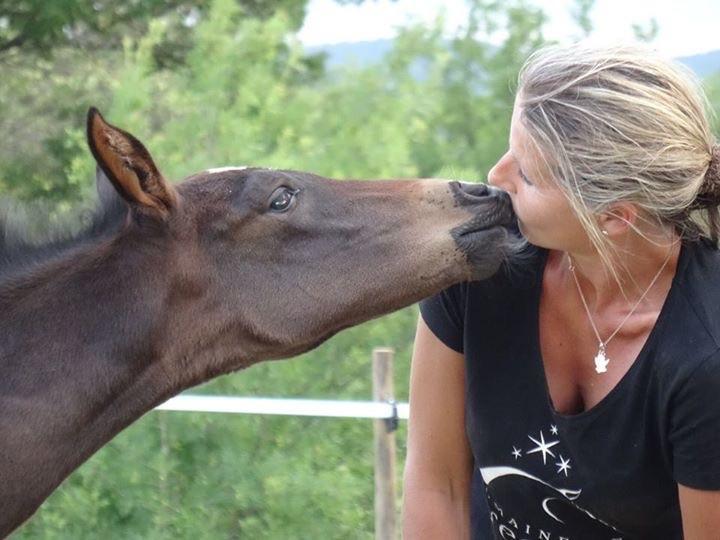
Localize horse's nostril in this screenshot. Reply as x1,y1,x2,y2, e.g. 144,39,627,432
456,182,490,198
452,182,515,226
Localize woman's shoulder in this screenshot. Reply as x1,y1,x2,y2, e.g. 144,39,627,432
652,239,720,378
682,237,720,279
673,239,720,344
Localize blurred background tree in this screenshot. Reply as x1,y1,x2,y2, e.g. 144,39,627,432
0,0,312,56
2,0,718,537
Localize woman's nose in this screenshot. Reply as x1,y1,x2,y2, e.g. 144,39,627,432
488,152,514,193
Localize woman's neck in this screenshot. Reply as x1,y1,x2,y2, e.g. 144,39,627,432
552,228,681,312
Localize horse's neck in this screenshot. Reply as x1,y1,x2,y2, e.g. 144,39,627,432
0,241,179,536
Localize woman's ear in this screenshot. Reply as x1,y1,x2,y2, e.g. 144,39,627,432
598,203,638,236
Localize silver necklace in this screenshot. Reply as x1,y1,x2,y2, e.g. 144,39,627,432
568,248,673,374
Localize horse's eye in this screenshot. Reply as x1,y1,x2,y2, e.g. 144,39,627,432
269,187,298,213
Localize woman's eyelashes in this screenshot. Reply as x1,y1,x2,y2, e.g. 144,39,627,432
519,168,533,186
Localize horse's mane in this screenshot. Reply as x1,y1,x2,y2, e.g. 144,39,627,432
0,195,127,283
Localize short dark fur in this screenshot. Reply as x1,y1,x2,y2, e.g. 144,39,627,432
0,108,516,536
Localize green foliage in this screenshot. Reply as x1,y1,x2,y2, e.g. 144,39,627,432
0,48,110,201
0,0,311,58
391,0,545,180
570,0,594,38
705,72,720,135
632,17,659,43
4,0,718,537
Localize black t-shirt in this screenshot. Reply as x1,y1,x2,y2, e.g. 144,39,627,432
419,239,720,540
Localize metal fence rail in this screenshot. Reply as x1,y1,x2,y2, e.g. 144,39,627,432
155,394,409,420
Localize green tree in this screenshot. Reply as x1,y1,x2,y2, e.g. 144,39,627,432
0,0,309,57
374,0,547,181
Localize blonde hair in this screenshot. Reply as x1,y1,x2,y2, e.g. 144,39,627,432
516,44,719,278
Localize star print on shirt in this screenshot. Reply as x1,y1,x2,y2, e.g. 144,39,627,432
556,455,571,476
527,431,560,465
512,446,522,459
550,425,558,435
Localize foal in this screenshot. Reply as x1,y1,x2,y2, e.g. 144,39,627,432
0,109,516,535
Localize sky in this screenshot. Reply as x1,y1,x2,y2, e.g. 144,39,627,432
299,0,720,58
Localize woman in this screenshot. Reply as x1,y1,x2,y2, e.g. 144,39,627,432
403,44,720,539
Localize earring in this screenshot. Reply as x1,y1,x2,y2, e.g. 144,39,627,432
602,230,609,236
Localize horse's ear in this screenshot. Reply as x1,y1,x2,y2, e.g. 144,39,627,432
96,165,129,214
86,107,177,219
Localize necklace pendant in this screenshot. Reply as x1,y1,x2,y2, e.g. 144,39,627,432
594,346,609,374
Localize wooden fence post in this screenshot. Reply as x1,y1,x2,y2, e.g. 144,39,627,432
373,347,397,540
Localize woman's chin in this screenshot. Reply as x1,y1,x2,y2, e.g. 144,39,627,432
515,223,546,249
516,221,531,240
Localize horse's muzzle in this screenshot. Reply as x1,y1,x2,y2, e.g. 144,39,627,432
451,181,516,230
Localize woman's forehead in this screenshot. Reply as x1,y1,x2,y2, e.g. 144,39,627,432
509,106,534,161
509,105,559,188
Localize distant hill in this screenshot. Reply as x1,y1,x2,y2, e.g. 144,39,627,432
678,49,720,77
307,40,394,68
309,39,720,78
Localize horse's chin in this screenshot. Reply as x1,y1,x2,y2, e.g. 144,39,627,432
456,225,525,281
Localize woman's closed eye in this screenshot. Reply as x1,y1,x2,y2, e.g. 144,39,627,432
519,168,533,186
